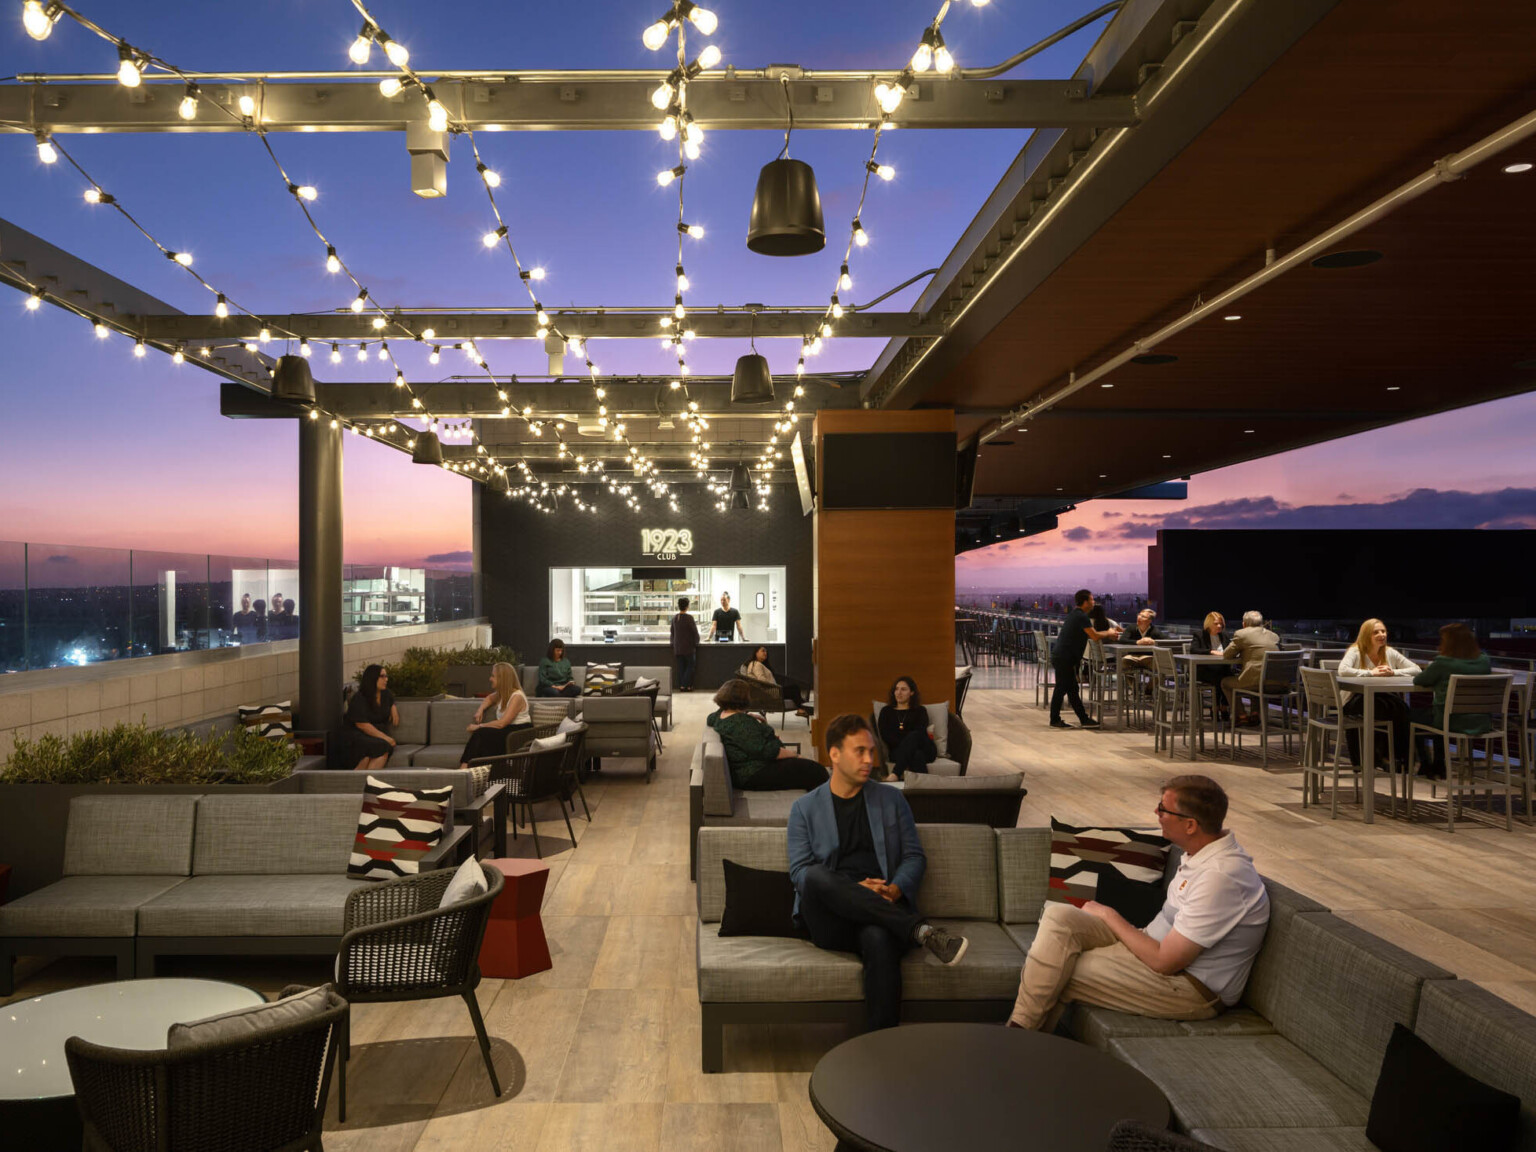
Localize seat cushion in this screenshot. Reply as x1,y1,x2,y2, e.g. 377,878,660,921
1109,1036,1370,1130
1060,1003,1184,1051
899,919,1024,1000
0,876,188,937
738,791,799,825
409,744,468,769
138,874,369,936
527,698,573,727
193,794,360,875
1191,1128,1377,1151
1180,1007,1277,1039
698,922,862,1002
64,794,199,877
1002,922,1038,954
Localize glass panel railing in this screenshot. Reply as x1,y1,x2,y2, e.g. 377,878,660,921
129,550,211,656
25,543,132,668
426,568,474,623
211,554,272,646
0,541,24,672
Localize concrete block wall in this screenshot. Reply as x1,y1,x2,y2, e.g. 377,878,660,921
0,620,489,761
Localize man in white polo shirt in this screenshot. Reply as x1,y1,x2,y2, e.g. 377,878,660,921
1007,774,1270,1029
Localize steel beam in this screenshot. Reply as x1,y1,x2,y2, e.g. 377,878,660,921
142,309,938,342
3,76,1137,135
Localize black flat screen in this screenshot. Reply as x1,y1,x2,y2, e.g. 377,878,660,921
820,432,957,510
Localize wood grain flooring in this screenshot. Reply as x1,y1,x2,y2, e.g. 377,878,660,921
8,669,1535,1148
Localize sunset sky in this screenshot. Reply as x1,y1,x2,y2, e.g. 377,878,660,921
3,2,1533,582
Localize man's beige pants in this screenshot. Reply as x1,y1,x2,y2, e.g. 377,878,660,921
1008,902,1221,1030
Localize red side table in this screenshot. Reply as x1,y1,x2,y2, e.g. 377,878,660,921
479,858,552,978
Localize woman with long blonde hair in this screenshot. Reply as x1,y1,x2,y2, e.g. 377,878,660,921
1337,617,1419,770
458,661,531,770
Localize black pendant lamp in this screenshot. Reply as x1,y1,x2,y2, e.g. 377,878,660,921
731,323,776,405
729,462,752,510
411,428,443,466
271,353,316,405
488,470,508,493
747,158,825,256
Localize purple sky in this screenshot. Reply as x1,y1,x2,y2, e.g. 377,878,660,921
3,2,1533,577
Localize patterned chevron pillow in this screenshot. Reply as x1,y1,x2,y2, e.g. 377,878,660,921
237,700,293,744
527,697,573,726
1047,816,1170,926
582,662,624,696
348,776,453,880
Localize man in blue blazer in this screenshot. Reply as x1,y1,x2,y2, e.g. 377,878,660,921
788,713,968,1031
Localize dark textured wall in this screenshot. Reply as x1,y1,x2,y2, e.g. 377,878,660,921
477,485,815,681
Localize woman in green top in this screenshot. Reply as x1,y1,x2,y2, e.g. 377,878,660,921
707,679,827,791
537,638,580,698
1411,622,1493,779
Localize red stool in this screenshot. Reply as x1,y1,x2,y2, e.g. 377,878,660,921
478,858,552,978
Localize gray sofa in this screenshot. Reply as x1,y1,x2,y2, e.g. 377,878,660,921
520,663,673,730
290,766,499,856
694,825,1536,1152
0,792,465,993
582,694,658,781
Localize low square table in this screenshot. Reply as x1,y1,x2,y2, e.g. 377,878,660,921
479,857,553,978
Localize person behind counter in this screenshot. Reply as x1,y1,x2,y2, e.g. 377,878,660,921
876,676,937,779
709,591,745,643
537,639,581,698
741,644,811,717
671,597,700,693
707,679,827,791
459,662,531,769
344,663,399,771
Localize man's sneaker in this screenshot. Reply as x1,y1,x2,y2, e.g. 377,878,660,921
1079,718,1103,729
922,925,969,966
1049,719,1072,729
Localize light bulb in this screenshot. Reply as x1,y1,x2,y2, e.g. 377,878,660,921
674,302,686,319
179,88,198,120
483,230,500,248
821,323,832,338
117,46,143,88
839,265,852,291
871,161,895,181
348,32,372,64
371,316,386,330
237,95,255,117
215,294,229,319
529,266,546,280
378,345,389,361
427,99,449,132
642,18,670,50
35,135,56,164
299,340,312,358
351,292,367,312
911,42,933,72
676,267,690,292
357,344,368,361
657,168,675,187
379,77,403,98
537,325,549,339
971,0,989,6
395,372,405,387
684,138,701,160
832,300,844,318
134,340,146,358
325,246,340,273
934,45,955,75
670,380,681,390
295,184,318,201
689,4,718,34
84,187,101,203
25,290,42,311
874,82,904,114
382,37,408,66
478,164,501,187
428,346,440,364
172,348,185,365
853,220,869,246
687,223,705,239
172,251,193,266
567,337,583,354
244,342,257,353
330,344,342,363
794,385,805,397
659,115,677,141
94,322,109,339
23,1,59,40
683,120,704,146
696,44,721,69
259,328,271,343
651,80,675,111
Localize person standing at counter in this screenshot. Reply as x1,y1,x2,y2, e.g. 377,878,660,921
537,639,581,698
709,592,745,643
671,597,700,692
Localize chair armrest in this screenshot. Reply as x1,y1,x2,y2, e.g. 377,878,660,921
460,781,504,814
421,825,468,870
468,748,539,769
948,711,972,775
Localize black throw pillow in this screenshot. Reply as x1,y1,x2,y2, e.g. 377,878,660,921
1096,863,1169,929
718,859,807,939
1366,1024,1520,1152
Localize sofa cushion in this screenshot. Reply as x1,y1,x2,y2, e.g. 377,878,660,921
719,860,803,938
193,794,361,875
1047,816,1169,921
1242,881,1330,1024
348,776,451,880
1179,1007,1277,1039
1413,979,1536,1152
698,828,788,922
912,824,998,920
738,791,799,825
427,698,481,743
1060,1003,1184,1052
627,666,673,694
167,984,331,1050
1109,1035,1371,1130
410,744,470,769
997,827,1053,925
0,875,188,937
583,662,624,695
531,734,568,752
528,698,573,726
699,923,862,1002
291,768,475,810
137,874,368,936
64,794,199,877
899,919,1023,1000
1002,922,1038,955
393,699,430,746
238,699,293,743
1190,1128,1377,1151
1366,1022,1521,1152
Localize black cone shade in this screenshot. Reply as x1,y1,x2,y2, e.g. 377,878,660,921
747,158,825,256
731,353,776,404
729,462,751,510
271,354,316,405
488,470,508,492
411,429,443,466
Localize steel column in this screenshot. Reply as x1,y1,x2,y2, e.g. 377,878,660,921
298,416,344,743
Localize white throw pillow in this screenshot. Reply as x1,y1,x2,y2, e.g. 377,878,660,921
556,716,582,734
532,734,568,752
439,854,490,909
634,676,660,691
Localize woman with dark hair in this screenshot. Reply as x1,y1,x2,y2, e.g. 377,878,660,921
707,679,827,791
344,663,398,771
877,676,937,779
740,644,811,716
537,639,580,698
1410,623,1493,779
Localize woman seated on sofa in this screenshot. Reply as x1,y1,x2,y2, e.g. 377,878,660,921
707,679,827,791
1410,622,1493,779
344,663,398,771
877,675,937,779
537,639,581,698
740,645,811,717
459,662,532,770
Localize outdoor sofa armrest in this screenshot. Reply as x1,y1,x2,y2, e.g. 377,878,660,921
420,824,469,871
460,781,504,815
948,711,972,775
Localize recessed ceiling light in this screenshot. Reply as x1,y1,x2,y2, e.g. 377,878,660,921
988,439,1014,447
1101,383,1114,389
1056,487,1063,491
1386,385,1400,392
1131,353,1177,365
1504,162,1533,174
1244,429,1255,434
1162,454,1171,459
1311,249,1383,269
1223,314,1241,321
1099,473,1107,478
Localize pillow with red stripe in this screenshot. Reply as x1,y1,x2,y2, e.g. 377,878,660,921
348,776,453,880
1048,816,1170,927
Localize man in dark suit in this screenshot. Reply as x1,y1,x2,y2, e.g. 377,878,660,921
787,713,968,1031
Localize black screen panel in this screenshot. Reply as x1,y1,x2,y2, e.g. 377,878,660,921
821,432,957,510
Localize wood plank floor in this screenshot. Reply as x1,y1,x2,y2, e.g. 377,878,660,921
8,670,1535,1149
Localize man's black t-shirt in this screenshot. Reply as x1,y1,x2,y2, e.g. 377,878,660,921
1053,607,1093,667
832,791,881,882
712,607,741,640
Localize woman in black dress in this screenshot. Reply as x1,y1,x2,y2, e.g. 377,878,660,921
344,663,399,771
459,662,532,769
877,675,937,779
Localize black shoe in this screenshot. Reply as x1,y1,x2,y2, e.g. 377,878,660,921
921,925,969,966
1079,718,1102,729
1049,719,1072,729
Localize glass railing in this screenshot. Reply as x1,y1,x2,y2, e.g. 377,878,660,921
0,540,475,673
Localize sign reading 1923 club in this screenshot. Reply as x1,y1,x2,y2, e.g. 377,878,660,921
640,528,694,561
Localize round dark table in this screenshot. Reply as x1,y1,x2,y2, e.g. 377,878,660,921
808,1023,1169,1152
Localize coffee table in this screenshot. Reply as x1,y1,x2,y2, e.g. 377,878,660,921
1,977,264,1150
809,1023,1168,1152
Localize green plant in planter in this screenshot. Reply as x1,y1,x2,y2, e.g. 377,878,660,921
1,721,296,785
355,646,449,698
449,643,521,667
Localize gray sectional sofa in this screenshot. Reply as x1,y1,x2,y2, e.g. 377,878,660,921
519,663,674,730
695,825,1536,1152
0,792,466,993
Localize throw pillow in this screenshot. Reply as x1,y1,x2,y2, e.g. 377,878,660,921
528,698,572,727
634,675,660,691
348,776,453,880
582,662,623,695
167,984,331,1049
237,700,293,744
531,734,568,752
438,854,490,909
718,858,807,938
1047,816,1170,922
1367,1024,1521,1152
556,715,582,735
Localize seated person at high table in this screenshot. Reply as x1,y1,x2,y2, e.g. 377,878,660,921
1008,775,1269,1031
707,679,827,791
789,713,968,1033
876,675,937,779
1118,609,1163,670
1194,611,1234,717
1337,617,1419,771
1410,622,1493,780
1221,611,1279,725
741,644,811,717
537,638,581,698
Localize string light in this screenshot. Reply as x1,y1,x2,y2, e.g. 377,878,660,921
116,44,145,88
178,83,200,120
34,132,57,164
23,0,62,40
25,289,43,311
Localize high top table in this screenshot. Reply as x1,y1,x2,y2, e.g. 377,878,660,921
808,1023,1168,1152
1343,674,1419,824
1172,653,1235,759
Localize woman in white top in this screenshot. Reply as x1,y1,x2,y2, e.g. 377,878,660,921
1337,618,1419,768
459,662,531,769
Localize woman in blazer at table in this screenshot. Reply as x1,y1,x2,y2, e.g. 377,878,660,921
1337,617,1419,770
1195,611,1233,718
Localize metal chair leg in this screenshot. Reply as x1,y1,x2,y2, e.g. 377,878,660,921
337,1012,350,1122
463,992,503,1098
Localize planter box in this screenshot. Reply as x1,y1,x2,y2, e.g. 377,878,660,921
0,779,298,902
